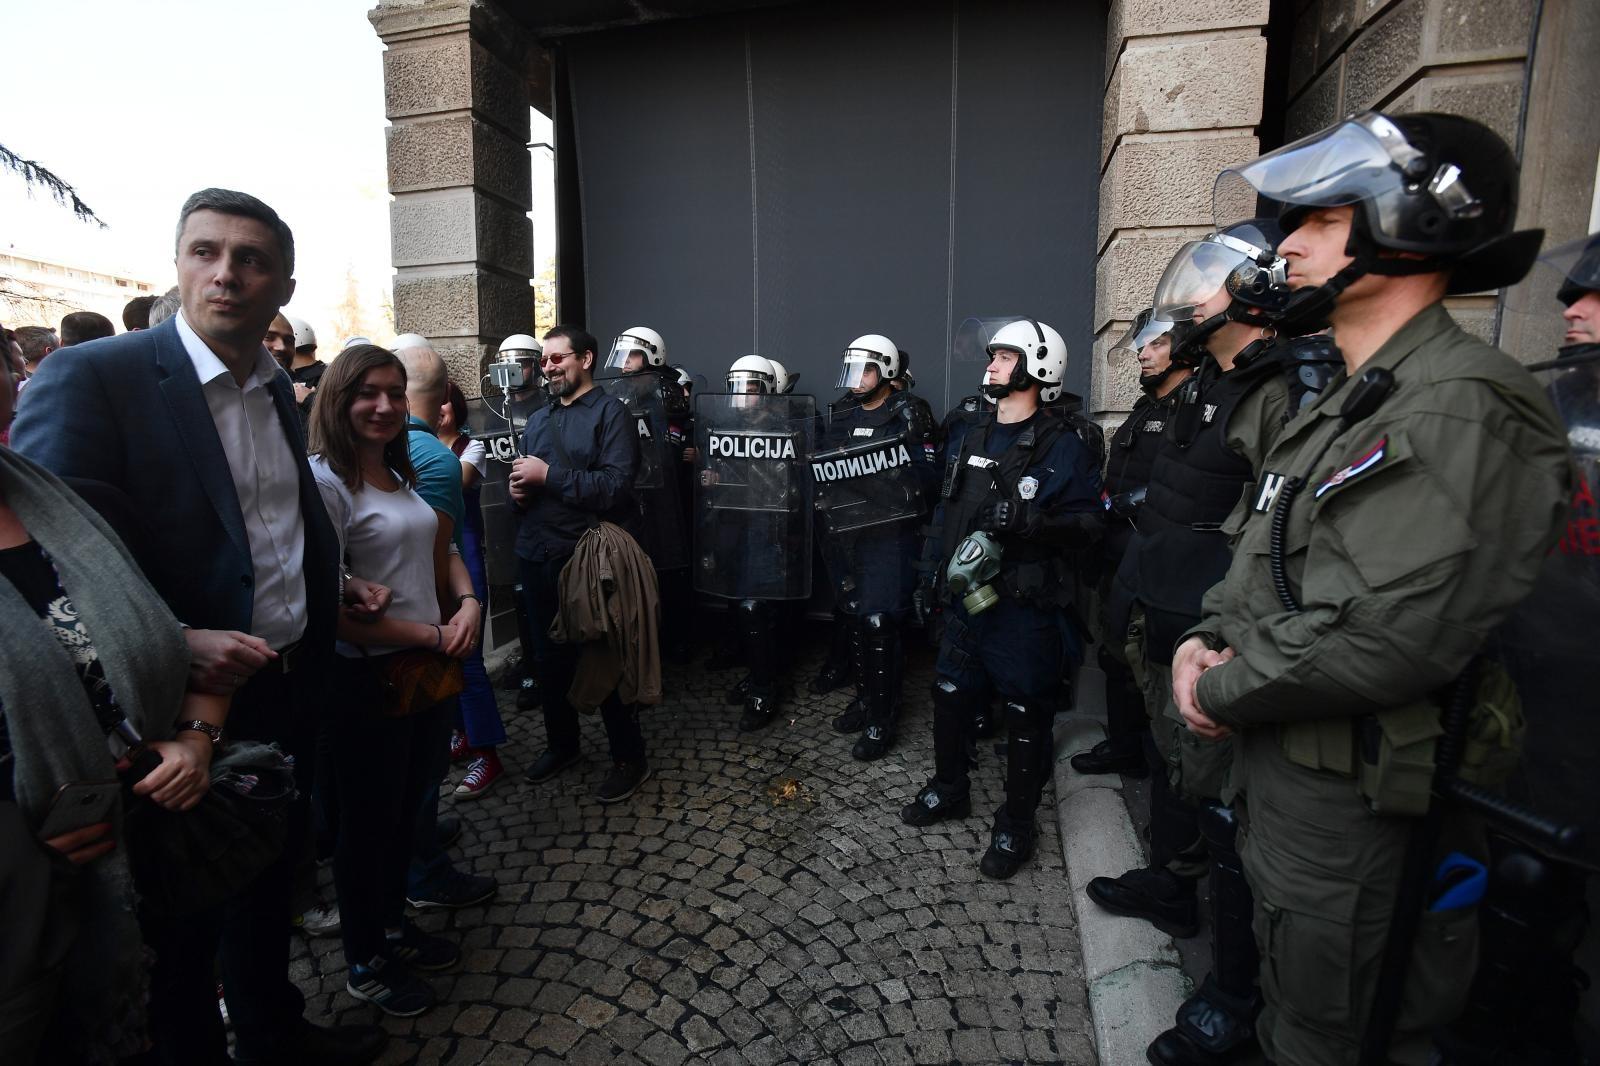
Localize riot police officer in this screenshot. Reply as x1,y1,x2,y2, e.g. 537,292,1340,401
602,327,695,659
694,355,816,731
1069,308,1197,778
1173,111,1568,1066
486,333,547,710
900,319,1103,879
811,335,938,759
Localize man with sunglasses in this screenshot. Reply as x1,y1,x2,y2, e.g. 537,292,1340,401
509,325,647,803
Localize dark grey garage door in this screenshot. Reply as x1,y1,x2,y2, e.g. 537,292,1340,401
563,0,1105,416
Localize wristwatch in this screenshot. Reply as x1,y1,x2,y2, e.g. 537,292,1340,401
174,719,223,745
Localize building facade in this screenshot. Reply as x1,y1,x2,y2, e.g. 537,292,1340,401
0,248,159,330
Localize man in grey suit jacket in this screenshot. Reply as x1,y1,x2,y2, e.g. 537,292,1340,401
12,189,384,1066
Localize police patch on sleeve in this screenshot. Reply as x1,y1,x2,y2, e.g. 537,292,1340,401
1017,476,1039,500
1315,436,1386,499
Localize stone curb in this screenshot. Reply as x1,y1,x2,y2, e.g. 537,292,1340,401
1054,708,1192,1066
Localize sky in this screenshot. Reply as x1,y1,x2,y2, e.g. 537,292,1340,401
1,0,554,339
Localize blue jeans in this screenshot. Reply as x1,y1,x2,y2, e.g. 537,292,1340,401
457,516,506,748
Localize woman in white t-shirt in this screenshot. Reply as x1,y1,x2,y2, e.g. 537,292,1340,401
307,344,472,1019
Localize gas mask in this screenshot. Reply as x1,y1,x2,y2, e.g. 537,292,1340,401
945,531,1003,615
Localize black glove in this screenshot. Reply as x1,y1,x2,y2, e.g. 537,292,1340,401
978,499,1034,535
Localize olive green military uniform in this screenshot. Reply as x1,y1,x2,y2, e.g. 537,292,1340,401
1189,304,1571,1066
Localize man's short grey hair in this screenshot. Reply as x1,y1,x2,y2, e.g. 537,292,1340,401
396,341,449,406
147,286,181,329
174,188,296,277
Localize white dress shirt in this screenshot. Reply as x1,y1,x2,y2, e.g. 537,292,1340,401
176,311,308,650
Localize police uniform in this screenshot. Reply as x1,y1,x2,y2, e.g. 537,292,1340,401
1079,383,1180,775
905,407,1102,873
813,390,938,757
1190,304,1570,1064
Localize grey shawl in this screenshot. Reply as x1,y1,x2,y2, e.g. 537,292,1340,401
0,445,189,1062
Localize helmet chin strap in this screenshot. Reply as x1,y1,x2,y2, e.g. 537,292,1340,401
1138,363,1182,394
981,362,1036,400
1273,262,1365,335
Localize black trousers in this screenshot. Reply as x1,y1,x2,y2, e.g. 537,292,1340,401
517,555,645,763
138,659,319,1064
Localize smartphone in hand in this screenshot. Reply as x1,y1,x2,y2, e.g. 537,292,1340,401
37,780,120,840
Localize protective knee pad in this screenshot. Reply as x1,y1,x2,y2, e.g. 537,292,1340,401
860,614,899,723
1197,801,1242,859
931,679,978,786
1003,700,1052,819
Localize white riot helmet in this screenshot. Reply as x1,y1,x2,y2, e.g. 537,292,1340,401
606,326,666,371
767,358,798,394
984,318,1067,397
499,333,541,359
392,332,429,351
837,334,900,390
289,317,316,350
498,333,543,389
727,354,777,394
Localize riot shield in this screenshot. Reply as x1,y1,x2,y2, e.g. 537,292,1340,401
693,392,816,600
598,371,690,570
811,416,926,536
1493,351,1600,871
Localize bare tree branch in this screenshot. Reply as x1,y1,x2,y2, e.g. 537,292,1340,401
0,142,107,228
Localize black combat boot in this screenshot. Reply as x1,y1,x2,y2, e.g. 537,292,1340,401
979,807,1036,880
1070,649,1149,777
1146,804,1261,1064
902,679,977,826
979,701,1050,879
899,780,972,826
852,615,898,761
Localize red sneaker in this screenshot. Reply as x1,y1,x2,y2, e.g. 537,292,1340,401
449,730,472,764
454,750,503,800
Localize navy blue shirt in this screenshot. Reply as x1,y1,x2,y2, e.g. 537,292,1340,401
515,386,639,562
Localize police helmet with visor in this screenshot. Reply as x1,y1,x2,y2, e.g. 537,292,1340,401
1214,110,1543,330
836,334,901,390
606,326,667,371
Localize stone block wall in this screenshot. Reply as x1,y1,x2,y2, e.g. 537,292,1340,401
371,0,537,395
1093,0,1271,424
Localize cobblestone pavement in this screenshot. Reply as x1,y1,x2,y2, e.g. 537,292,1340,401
289,633,1095,1065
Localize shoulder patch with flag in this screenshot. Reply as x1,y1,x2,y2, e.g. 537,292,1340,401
1315,436,1387,499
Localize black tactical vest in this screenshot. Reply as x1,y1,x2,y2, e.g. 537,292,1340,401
936,413,1070,608
1104,393,1171,499
1136,344,1287,659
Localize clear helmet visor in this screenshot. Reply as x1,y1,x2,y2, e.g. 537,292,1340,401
605,345,651,372
726,371,771,394
1108,315,1178,362
1213,112,1457,242
836,354,884,390
1152,239,1249,320
1539,233,1600,301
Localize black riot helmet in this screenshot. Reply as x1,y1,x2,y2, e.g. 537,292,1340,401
1216,111,1544,331
1550,232,1600,308
1109,307,1201,393
1152,218,1289,361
